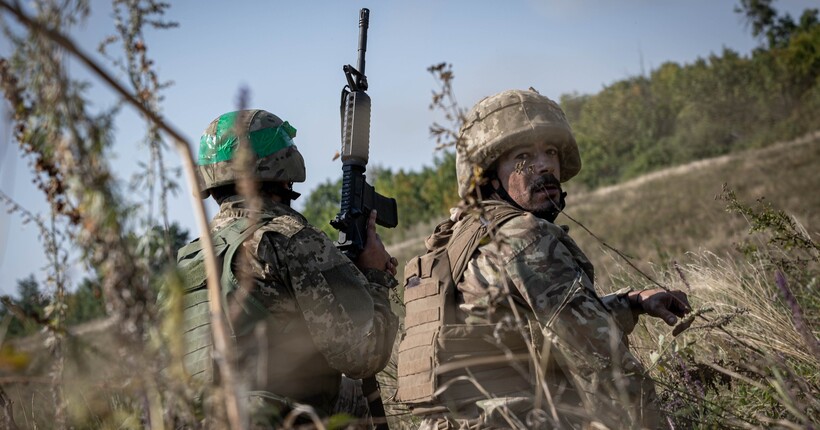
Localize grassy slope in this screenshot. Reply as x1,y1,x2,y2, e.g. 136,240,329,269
388,131,820,292
4,133,817,427
380,132,820,427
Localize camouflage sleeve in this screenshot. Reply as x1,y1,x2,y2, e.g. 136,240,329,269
600,288,640,335
259,225,398,379
466,216,647,372
466,215,659,425
498,220,629,361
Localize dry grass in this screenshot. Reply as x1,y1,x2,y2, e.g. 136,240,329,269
618,250,819,428
560,131,820,290
3,135,818,428
380,132,820,428
388,132,820,291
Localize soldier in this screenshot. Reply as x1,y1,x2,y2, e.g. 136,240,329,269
174,109,399,427
397,89,691,429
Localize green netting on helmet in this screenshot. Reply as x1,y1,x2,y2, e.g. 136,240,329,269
198,111,298,166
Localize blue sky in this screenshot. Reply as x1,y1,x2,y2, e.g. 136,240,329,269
1,0,817,296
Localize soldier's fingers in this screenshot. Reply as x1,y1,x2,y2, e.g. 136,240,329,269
366,210,381,244
656,307,679,326
669,291,692,314
368,210,378,232
386,257,397,275
646,298,679,326
677,291,692,310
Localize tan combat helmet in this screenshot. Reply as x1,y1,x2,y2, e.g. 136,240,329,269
455,89,581,198
196,109,306,198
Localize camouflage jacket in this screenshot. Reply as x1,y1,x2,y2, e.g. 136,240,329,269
211,196,399,414
453,200,658,427
458,206,639,335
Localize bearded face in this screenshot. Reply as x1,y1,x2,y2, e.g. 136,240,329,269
494,142,563,214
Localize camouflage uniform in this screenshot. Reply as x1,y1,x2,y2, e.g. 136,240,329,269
209,196,398,425
408,201,660,429
399,91,663,429
178,109,399,427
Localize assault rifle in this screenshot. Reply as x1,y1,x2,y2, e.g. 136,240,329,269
330,8,396,430
331,8,398,258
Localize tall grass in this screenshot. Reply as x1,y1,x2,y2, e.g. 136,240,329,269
613,252,817,427
1,1,818,427
380,214,820,429
605,192,820,428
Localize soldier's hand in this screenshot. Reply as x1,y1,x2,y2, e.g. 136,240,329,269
356,210,398,276
628,288,691,326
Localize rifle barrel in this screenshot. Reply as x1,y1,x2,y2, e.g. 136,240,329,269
356,8,369,88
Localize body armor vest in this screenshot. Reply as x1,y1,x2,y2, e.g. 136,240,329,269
396,202,529,407
175,215,272,382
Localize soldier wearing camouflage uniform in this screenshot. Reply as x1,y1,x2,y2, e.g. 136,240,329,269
397,90,690,429
175,109,399,427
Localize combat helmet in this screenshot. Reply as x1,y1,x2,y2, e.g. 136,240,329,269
196,109,306,198
455,89,581,198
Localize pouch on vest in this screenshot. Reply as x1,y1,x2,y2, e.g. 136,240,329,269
175,216,272,383
396,202,525,404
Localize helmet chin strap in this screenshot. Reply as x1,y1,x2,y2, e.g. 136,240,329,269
489,174,567,223
267,182,301,206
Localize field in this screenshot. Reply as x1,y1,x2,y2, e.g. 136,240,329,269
388,132,820,289
3,133,819,428
382,132,820,428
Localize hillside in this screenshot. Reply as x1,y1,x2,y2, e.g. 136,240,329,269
4,132,817,428
387,131,820,291
2,0,818,426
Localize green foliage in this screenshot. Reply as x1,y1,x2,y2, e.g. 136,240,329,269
302,152,460,240
1,0,818,428
736,0,818,49
0,275,46,337
0,221,192,337
301,177,343,238
722,186,819,254
65,277,106,325
561,6,820,189
133,222,191,292
311,3,820,236
1,274,107,338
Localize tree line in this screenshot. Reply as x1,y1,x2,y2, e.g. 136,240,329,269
303,2,820,237
0,1,817,427
1,223,189,338
3,0,818,330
